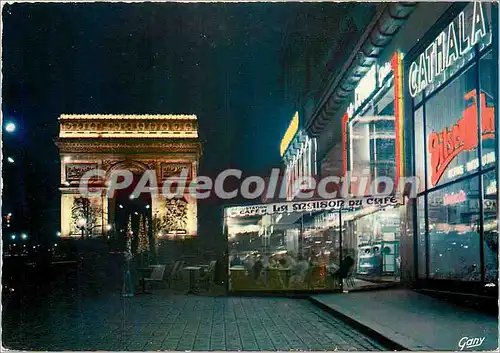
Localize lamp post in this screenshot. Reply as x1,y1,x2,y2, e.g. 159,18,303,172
4,122,16,133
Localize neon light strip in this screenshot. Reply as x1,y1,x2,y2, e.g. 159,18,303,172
391,51,404,187
342,113,349,177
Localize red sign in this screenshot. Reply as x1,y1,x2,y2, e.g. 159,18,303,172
428,90,495,186
443,190,467,205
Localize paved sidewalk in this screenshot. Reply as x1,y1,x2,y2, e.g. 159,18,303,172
3,290,387,351
310,289,498,351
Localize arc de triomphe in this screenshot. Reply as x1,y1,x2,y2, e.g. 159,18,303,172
55,114,202,238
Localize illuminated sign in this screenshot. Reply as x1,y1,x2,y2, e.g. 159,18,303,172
409,2,488,97
347,60,393,119
378,61,392,85
486,180,497,195
354,65,377,113
280,112,299,156
391,51,405,186
443,190,467,205
428,90,495,186
446,152,496,179
226,196,401,218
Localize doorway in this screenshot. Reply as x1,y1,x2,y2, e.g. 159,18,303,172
109,174,152,253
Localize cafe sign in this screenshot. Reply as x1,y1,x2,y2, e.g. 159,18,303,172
226,196,401,218
409,2,488,97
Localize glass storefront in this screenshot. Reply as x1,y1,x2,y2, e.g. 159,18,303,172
409,2,498,287
224,211,343,292
342,51,403,287
223,202,400,293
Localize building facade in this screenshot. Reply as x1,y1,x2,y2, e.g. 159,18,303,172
284,2,498,295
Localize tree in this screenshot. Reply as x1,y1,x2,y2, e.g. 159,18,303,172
126,215,133,252
137,215,149,254
71,197,101,238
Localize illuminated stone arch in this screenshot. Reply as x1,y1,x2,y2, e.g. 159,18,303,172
56,114,202,238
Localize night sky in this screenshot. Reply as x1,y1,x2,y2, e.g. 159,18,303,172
2,2,322,244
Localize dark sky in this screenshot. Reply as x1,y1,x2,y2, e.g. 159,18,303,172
2,2,313,242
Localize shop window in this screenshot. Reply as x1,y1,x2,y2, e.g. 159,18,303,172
425,65,478,188
479,51,496,169
226,211,343,292
482,170,498,283
350,120,371,175
349,207,400,279
349,85,396,181
427,176,481,281
416,196,427,278
414,107,426,193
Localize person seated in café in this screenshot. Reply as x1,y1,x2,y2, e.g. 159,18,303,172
230,253,243,267
261,255,270,269
330,255,355,284
286,252,297,268
252,256,264,280
244,254,255,272
288,254,310,287
309,249,319,265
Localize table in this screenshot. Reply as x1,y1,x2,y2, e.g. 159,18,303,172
137,267,153,294
184,266,201,294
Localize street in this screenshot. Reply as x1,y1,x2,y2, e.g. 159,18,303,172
3,291,387,351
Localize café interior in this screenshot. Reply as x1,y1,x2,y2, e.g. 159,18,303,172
225,205,402,292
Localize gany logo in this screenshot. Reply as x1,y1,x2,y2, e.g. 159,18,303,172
458,336,485,350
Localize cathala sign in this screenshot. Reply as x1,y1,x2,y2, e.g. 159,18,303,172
409,2,488,97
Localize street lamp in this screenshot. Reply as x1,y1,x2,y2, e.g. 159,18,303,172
21,233,28,240
4,122,16,133
56,231,61,237
77,218,87,238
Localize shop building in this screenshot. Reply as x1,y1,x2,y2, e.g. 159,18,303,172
405,2,498,294
224,2,498,296
299,2,498,295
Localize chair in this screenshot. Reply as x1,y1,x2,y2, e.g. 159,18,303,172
266,269,285,290
331,256,355,290
165,261,182,288
196,260,217,291
344,266,355,288
304,266,316,290
143,265,166,291
289,262,309,289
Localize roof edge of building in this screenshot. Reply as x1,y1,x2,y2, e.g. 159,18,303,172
305,2,417,137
